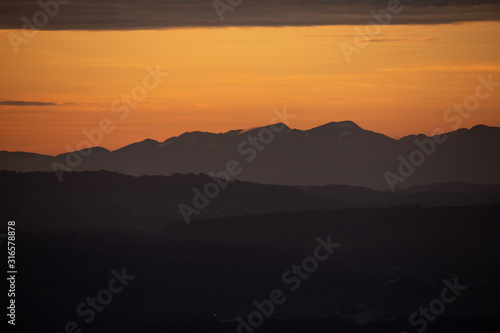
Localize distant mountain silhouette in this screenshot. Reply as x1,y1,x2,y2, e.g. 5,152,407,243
2,121,500,189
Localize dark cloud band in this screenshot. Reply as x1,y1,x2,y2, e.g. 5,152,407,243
0,0,500,30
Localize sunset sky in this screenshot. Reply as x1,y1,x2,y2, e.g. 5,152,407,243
1,0,500,155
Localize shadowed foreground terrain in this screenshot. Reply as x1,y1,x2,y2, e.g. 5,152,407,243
3,171,499,332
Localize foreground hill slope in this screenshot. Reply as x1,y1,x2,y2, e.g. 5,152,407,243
1,171,499,230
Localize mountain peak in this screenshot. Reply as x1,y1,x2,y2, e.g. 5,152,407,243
307,120,361,133
336,120,360,128
238,122,291,135
141,138,159,144
471,124,498,132
56,146,110,157
174,131,217,143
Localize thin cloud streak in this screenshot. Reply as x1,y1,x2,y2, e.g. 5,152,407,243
0,99,73,106
369,37,442,43
380,64,500,73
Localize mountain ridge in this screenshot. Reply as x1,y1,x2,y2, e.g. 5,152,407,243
2,170,499,230
2,121,497,155
1,121,499,190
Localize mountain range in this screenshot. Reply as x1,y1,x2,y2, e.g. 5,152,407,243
1,121,499,190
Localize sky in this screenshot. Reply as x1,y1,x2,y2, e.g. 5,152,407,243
1,0,500,155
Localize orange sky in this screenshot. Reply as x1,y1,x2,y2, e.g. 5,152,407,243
1,22,500,155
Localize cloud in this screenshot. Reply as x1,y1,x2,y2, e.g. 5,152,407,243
368,38,405,42
369,37,442,43
0,99,73,106
379,64,500,73
0,0,500,30
304,34,385,38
